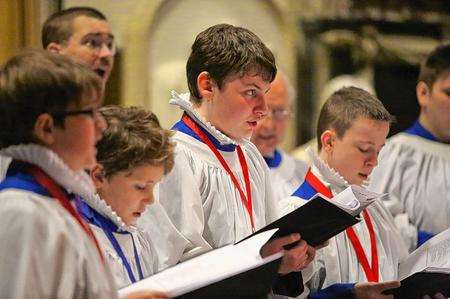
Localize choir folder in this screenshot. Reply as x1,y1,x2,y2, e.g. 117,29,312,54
238,185,382,247
118,229,283,298
384,228,450,298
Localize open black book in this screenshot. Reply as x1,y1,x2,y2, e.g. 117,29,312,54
238,185,382,247
118,229,283,298
384,228,450,299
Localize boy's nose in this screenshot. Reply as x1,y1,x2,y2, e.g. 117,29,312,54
255,94,268,118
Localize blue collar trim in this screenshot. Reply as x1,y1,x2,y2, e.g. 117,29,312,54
264,149,282,168
0,161,53,197
405,121,437,142
291,180,318,201
75,198,127,234
172,115,236,152
75,198,144,283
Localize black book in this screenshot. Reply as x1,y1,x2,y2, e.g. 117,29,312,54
384,272,450,299
238,185,381,247
383,228,450,298
119,229,284,298
176,258,281,299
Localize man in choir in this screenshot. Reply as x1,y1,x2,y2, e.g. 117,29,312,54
251,72,309,198
370,44,450,246
42,6,115,92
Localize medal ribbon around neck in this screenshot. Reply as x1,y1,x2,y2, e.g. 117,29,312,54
182,114,255,230
28,165,104,262
305,168,379,282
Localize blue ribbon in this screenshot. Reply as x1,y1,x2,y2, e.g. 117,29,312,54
76,199,144,283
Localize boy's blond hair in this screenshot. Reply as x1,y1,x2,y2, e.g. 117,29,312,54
317,86,394,150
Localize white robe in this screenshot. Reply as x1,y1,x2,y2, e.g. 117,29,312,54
79,193,159,288
370,133,450,236
0,145,117,299
139,92,280,269
280,152,409,292
267,150,309,199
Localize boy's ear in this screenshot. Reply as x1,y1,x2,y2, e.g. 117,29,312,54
33,113,55,146
46,42,63,54
91,164,106,188
416,81,431,109
320,130,335,152
197,71,214,101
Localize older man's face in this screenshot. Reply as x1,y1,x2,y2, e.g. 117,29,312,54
59,15,115,90
251,75,291,157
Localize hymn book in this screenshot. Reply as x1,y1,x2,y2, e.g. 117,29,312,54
239,185,382,247
118,229,283,298
384,228,450,298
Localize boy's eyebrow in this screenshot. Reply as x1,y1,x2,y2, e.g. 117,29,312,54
246,82,271,94
358,140,375,145
82,32,115,40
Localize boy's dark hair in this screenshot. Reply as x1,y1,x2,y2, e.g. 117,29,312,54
0,50,102,149
96,106,175,178
42,7,107,48
186,24,277,103
317,86,394,150
418,44,450,89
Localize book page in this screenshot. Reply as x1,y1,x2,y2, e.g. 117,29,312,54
118,229,283,298
398,228,450,280
319,185,382,216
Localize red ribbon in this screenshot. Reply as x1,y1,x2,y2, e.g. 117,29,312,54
305,168,379,282
182,114,254,230
28,165,104,262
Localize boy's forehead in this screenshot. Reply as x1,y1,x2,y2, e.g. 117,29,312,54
227,72,271,88
344,117,389,137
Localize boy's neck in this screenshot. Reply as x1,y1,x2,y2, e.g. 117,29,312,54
194,104,225,136
418,112,447,143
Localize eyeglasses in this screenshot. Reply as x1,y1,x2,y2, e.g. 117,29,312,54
82,35,116,55
265,109,291,121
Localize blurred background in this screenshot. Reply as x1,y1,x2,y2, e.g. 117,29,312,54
1,0,449,152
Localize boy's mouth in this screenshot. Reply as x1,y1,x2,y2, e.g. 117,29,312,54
94,68,106,79
358,173,369,180
247,121,258,128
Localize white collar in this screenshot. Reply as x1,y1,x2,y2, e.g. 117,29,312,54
0,144,136,233
170,91,250,146
0,144,95,200
307,148,369,192
307,147,350,193
83,192,137,233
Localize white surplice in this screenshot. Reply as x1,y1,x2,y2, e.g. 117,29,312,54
370,133,450,236
279,151,409,292
0,144,117,299
139,91,280,269
267,150,309,200
79,192,159,288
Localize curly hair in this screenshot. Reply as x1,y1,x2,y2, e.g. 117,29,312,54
95,106,175,177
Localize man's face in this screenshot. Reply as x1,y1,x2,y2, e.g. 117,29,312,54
321,117,389,186
206,73,270,140
251,74,291,156
418,73,450,143
58,16,114,90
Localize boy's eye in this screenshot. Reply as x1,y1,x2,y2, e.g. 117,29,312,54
134,184,147,191
244,89,257,97
358,147,369,153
